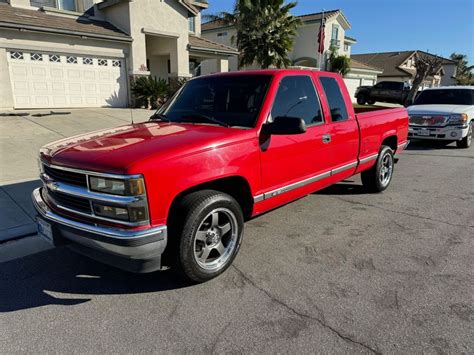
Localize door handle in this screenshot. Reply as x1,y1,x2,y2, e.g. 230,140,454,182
322,134,332,144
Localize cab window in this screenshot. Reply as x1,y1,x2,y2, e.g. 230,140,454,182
320,77,349,122
271,76,323,126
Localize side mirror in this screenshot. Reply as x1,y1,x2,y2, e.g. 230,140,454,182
265,116,306,135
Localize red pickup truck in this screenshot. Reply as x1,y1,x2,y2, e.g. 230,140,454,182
33,70,408,282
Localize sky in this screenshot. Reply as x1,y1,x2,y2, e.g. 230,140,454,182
203,0,474,61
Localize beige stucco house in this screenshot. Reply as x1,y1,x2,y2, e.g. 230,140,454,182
201,9,382,101
351,51,458,89
0,0,238,109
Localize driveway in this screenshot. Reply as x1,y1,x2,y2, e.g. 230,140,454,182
1,140,473,353
0,108,150,241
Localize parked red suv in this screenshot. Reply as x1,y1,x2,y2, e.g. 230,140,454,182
33,70,409,282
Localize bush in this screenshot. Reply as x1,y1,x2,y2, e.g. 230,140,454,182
131,76,169,109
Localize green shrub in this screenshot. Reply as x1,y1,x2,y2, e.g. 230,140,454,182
131,76,169,109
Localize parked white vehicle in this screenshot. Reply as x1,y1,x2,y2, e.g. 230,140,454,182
407,86,473,148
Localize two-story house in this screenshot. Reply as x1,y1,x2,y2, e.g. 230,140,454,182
0,0,237,109
351,51,458,89
201,9,382,101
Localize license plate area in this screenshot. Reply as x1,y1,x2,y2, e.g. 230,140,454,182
417,129,430,136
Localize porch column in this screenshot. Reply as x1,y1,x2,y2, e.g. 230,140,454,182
169,36,191,78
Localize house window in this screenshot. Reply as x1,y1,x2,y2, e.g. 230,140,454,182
83,57,93,65
31,53,43,61
344,43,349,52
67,56,78,64
331,24,339,40
10,51,24,60
98,59,108,66
49,54,61,63
217,32,228,37
58,0,76,11
188,16,196,33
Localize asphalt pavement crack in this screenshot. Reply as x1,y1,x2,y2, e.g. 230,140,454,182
331,197,474,229
210,320,232,354
232,265,381,354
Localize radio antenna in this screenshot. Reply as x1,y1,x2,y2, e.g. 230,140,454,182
130,107,135,125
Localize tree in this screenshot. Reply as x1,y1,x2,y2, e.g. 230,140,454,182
450,53,474,85
206,0,301,69
328,45,351,77
131,76,169,109
405,52,444,106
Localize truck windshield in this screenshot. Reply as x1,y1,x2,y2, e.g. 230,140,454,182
155,75,272,128
414,89,474,106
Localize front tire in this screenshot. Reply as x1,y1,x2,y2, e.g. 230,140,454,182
361,146,395,193
172,190,244,283
357,95,367,105
456,122,472,149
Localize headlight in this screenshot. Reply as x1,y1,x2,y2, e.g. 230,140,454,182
448,113,468,125
93,203,148,223
89,176,145,196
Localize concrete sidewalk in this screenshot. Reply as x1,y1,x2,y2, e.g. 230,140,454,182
0,108,150,243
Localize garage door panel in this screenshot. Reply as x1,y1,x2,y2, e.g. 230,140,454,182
32,67,48,77
8,51,127,109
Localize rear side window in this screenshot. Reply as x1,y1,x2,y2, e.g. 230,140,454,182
271,76,323,126
320,77,349,122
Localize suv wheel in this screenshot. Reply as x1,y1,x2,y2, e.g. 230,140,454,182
357,95,367,105
172,190,244,283
456,122,472,149
361,146,395,193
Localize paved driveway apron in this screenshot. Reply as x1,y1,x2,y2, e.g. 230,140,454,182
0,141,473,353
0,109,150,242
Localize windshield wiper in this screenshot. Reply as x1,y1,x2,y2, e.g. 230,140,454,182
181,113,231,128
150,113,170,122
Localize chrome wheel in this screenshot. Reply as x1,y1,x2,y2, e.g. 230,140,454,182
193,208,238,271
379,152,393,186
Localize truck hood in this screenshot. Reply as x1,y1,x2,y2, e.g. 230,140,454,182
40,122,252,174
407,104,473,115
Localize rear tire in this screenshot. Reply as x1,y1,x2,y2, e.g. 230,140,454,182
456,123,472,149
171,190,244,283
361,146,395,193
357,95,367,105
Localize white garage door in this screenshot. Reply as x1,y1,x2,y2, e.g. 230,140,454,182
344,78,361,103
7,50,127,109
362,79,375,86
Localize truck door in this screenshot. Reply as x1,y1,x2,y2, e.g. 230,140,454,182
259,74,333,199
318,75,360,182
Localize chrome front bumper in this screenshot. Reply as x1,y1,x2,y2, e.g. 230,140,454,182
408,125,469,141
32,187,168,273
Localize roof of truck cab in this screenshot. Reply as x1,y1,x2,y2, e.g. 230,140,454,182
422,86,474,90
194,69,340,78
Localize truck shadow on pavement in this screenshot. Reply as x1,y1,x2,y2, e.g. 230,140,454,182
0,246,190,313
406,140,458,150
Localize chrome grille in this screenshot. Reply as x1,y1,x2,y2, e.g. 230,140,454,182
48,190,92,214
43,164,87,187
409,115,448,127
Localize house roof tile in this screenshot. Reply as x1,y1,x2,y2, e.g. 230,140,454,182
351,51,416,77
188,35,239,54
0,3,130,41
350,59,382,72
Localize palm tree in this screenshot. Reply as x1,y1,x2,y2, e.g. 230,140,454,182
206,0,300,69
450,53,474,85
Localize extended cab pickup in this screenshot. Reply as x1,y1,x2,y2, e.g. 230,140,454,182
356,81,411,106
407,86,473,148
33,70,409,282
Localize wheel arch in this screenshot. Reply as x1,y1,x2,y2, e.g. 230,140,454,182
381,134,398,152
167,175,254,225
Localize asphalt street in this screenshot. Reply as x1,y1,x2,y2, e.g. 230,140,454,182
1,140,473,354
